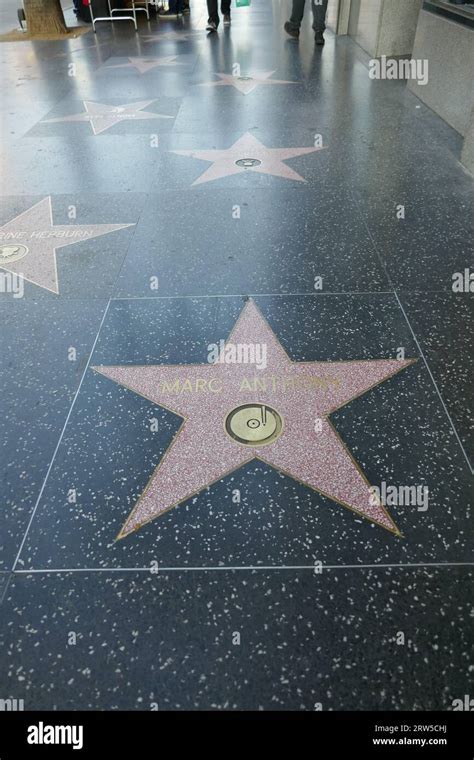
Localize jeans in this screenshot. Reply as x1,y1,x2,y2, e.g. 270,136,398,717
207,0,231,25
168,0,184,11
289,0,329,33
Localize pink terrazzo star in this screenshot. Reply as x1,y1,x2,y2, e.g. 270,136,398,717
106,56,186,74
0,197,133,294
172,132,324,185
94,300,414,539
198,71,297,95
143,31,201,42
42,100,172,136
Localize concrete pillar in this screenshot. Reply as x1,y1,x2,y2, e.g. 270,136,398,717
461,108,474,174
408,10,474,138
348,0,423,57
336,0,352,34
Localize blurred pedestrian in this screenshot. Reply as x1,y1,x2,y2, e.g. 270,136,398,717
160,0,185,16
284,0,329,45
206,0,231,32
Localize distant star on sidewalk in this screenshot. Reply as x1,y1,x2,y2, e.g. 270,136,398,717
172,131,325,185
143,31,201,42
199,71,297,95
42,100,173,136
106,56,186,74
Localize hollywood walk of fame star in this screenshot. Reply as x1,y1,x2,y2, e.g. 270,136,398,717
0,197,133,294
42,100,173,136
198,71,297,95
143,31,201,42
171,131,325,185
106,56,186,74
94,300,415,539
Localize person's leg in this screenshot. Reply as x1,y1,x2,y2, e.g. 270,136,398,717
288,0,306,32
311,0,329,33
221,0,231,23
207,0,219,25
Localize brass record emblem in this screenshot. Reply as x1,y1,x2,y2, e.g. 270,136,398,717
225,403,283,446
235,158,262,168
0,244,29,264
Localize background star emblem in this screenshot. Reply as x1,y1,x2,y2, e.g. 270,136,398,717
42,100,173,136
172,131,325,185
94,301,415,539
198,71,297,95
0,197,134,294
143,31,201,42
106,56,185,74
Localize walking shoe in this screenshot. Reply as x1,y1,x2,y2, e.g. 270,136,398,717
206,19,218,32
223,13,231,25
315,31,325,45
284,21,299,39
159,9,178,16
